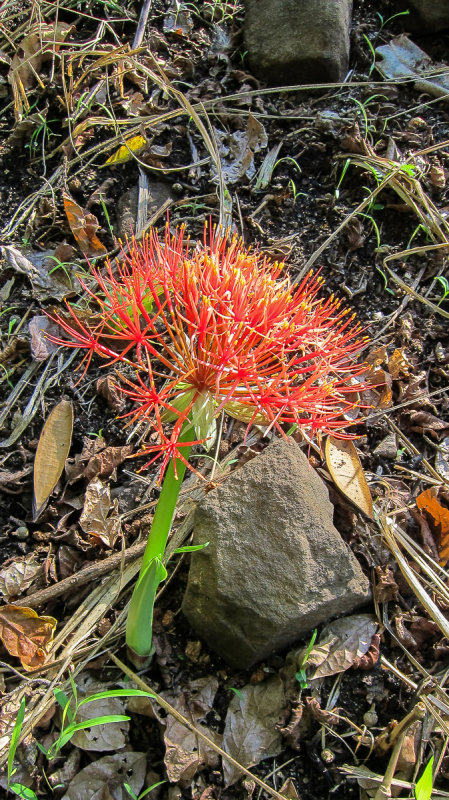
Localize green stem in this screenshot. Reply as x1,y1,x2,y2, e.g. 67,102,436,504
126,422,193,665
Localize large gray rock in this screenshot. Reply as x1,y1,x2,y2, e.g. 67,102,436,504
243,0,352,85
182,438,370,669
405,0,449,32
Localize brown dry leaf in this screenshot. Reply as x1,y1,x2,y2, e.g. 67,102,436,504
96,375,126,412
346,217,365,250
215,113,268,184
29,314,60,361
304,697,339,727
62,752,146,800
0,465,32,491
405,410,449,436
160,677,220,785
278,778,300,800
0,245,73,301
0,554,44,601
83,444,133,481
374,566,399,604
306,614,378,680
8,22,74,118
222,675,285,786
65,436,107,482
388,347,411,380
0,605,56,670
79,477,121,547
416,487,449,565
33,399,74,520
325,436,373,518
63,193,107,256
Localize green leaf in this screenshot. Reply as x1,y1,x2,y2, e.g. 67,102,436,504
126,557,167,658
77,689,156,708
8,784,38,800
54,690,70,710
56,715,130,750
8,698,26,786
172,542,209,554
415,757,434,800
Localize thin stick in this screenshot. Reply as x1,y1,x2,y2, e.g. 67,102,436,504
133,0,153,49
11,540,147,610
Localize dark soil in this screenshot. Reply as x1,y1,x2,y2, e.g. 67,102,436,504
1,1,449,798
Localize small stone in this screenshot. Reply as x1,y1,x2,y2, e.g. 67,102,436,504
406,0,449,32
243,0,352,86
373,434,397,460
182,438,370,669
13,526,29,540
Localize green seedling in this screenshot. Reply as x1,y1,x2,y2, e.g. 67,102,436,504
47,256,79,283
99,193,114,238
295,628,317,689
414,756,434,800
335,158,351,200
376,265,395,296
7,698,37,800
8,687,157,797
228,687,244,700
274,156,302,178
289,179,306,205
0,363,14,389
87,428,104,438
407,223,431,250
179,199,206,216
358,212,381,249
362,34,377,77
376,10,410,29
362,186,384,214
7,316,20,338
171,542,209,555
125,780,167,800
433,275,449,305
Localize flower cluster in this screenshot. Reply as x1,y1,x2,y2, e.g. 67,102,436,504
51,223,367,476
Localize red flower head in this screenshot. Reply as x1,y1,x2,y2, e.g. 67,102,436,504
50,223,368,477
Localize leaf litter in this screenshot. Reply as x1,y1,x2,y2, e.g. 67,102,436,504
1,0,449,798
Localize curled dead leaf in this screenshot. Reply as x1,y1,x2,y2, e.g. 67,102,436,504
0,605,56,670
63,193,107,256
8,22,74,119
0,554,44,601
79,477,121,547
416,487,449,565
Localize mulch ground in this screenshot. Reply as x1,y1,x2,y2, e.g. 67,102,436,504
0,1,449,798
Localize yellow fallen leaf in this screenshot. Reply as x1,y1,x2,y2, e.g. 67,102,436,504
33,398,74,520
325,436,373,519
103,135,147,167
0,606,57,671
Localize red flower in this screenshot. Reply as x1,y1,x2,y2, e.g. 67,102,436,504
50,223,368,476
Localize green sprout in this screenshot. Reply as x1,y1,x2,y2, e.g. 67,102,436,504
433,275,449,305
414,756,434,800
295,628,318,689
